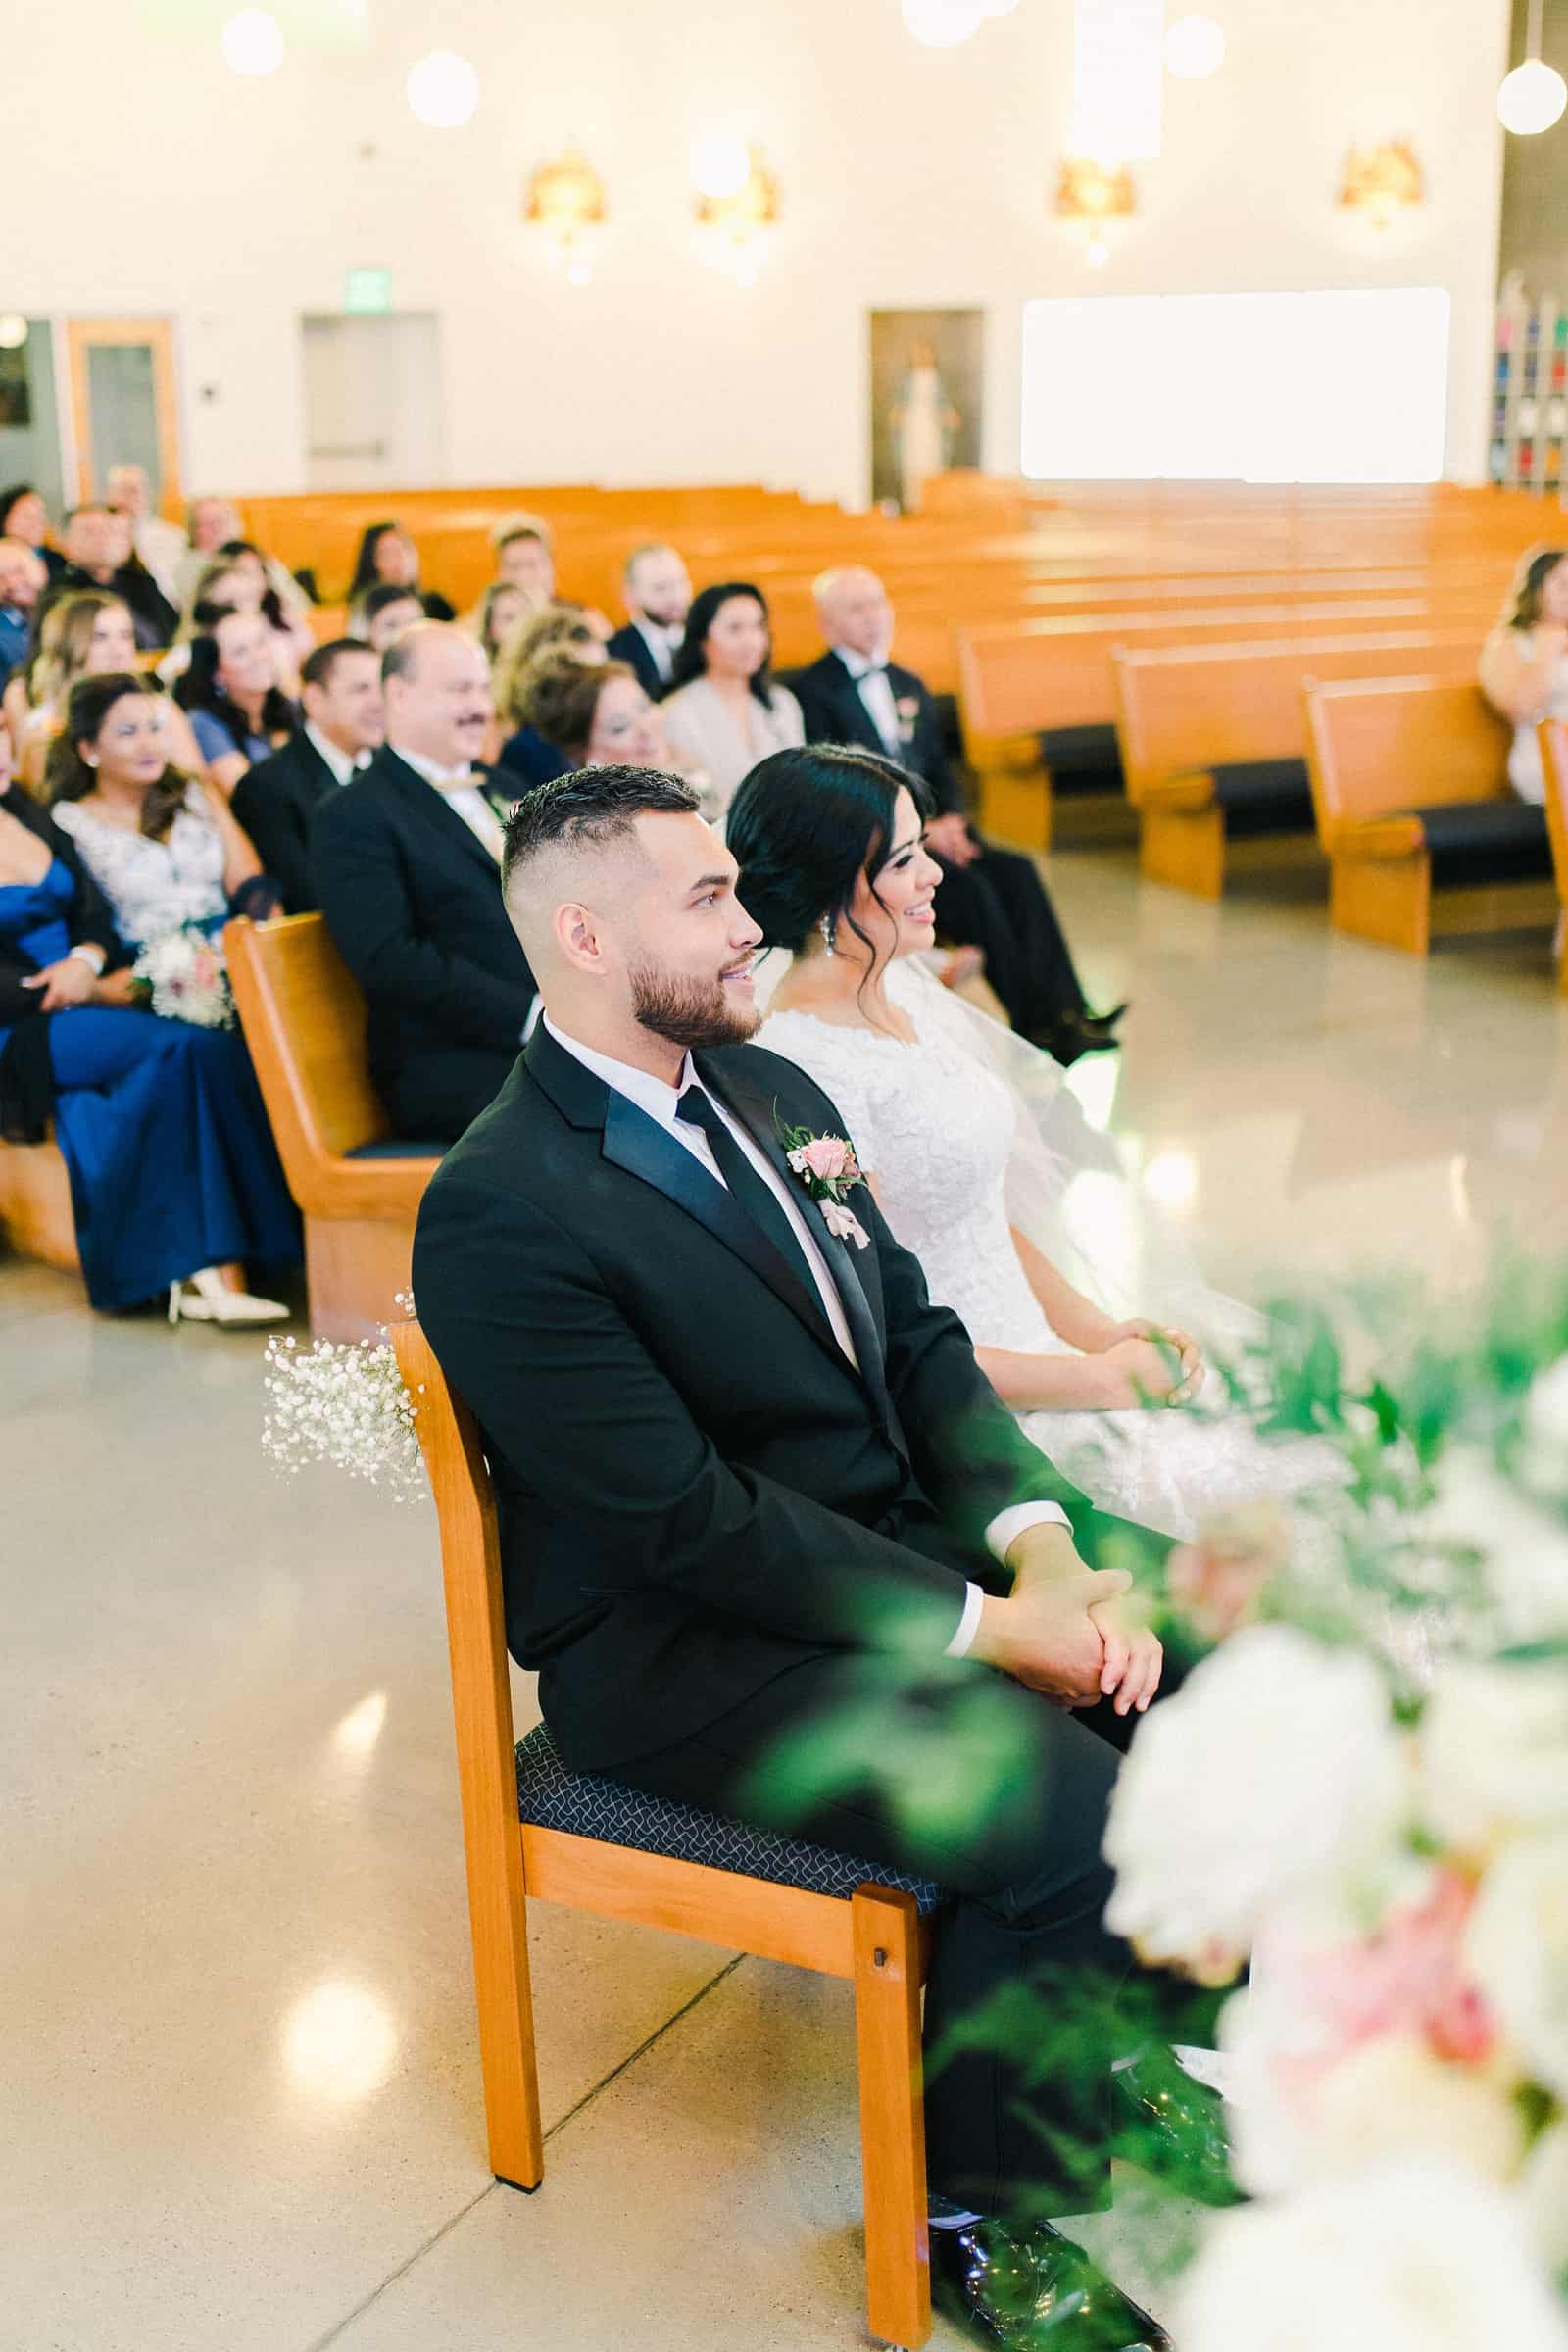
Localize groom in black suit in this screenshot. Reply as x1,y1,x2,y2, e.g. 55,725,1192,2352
413,765,1190,2346
790,568,1124,1063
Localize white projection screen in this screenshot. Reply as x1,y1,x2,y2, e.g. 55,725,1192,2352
1020,287,1450,483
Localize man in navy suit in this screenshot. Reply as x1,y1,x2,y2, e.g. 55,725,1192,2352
790,568,1124,1062
606,542,692,704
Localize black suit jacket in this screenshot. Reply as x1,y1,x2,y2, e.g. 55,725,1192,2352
791,649,962,816
606,622,672,704
231,729,343,915
34,562,178,652
414,1021,1097,1770
312,747,535,1140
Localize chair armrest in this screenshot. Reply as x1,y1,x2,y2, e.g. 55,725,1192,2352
290,1155,441,1222
1333,815,1428,861
1139,769,1217,813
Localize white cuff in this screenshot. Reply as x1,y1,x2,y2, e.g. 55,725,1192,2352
984,1500,1070,1566
68,943,107,974
943,1581,986,1660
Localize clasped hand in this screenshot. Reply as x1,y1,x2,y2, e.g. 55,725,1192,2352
20,956,96,1012
1093,1317,1203,1411
973,1525,1162,1717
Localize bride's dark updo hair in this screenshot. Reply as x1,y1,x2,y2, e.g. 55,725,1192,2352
727,743,930,965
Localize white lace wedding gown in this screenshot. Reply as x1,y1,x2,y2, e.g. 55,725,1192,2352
760,975,1332,1540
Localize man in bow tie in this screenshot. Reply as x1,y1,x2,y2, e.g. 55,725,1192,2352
231,638,384,914
413,764,1187,2348
313,622,536,1143
791,567,1125,1063
607,541,693,703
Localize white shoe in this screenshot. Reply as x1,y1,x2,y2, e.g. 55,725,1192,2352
168,1267,290,1327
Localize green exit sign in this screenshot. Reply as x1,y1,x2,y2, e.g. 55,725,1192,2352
344,268,393,314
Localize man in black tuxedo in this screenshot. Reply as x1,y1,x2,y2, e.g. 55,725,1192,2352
791,568,1124,1062
231,639,383,914
313,623,536,1143
32,504,179,651
414,765,1190,2347
606,541,692,703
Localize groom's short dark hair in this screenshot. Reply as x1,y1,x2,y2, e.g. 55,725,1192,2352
502,765,701,894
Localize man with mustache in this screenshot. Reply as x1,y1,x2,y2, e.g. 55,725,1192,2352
314,622,536,1142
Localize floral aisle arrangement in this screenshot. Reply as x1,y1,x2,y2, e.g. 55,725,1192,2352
130,924,234,1028
262,1329,426,1503
1102,1260,1568,2350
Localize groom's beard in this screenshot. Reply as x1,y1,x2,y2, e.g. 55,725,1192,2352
629,962,760,1052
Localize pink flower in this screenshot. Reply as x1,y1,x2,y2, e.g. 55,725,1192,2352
820,1200,870,1250
799,1135,852,1183
1166,1498,1292,1642
1272,1871,1498,2086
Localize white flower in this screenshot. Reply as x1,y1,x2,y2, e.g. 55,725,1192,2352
1102,1627,1404,1979
1176,2159,1568,2352
819,1200,869,1249
1517,2120,1568,2271
261,1335,427,1502
1420,1660,1568,1858
1465,1830,1568,2099
1419,1445,1568,1646
1521,1356,1568,1500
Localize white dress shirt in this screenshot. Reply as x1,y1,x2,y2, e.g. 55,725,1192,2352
304,721,370,789
396,745,506,860
633,617,683,686
543,1017,1066,1657
834,644,904,760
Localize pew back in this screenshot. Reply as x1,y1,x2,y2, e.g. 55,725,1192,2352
1304,678,1512,849
225,913,389,1177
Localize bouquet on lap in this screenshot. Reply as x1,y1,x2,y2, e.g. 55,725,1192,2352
130,924,235,1029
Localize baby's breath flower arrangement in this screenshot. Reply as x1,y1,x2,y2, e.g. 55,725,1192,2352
262,1330,427,1502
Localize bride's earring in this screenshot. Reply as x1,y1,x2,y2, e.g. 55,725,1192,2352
819,914,836,957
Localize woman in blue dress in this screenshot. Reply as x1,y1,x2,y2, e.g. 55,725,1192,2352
0,674,299,1323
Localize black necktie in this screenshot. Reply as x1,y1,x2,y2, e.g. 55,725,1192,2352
674,1083,829,1325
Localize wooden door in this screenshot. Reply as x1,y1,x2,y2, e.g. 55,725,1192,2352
65,317,181,516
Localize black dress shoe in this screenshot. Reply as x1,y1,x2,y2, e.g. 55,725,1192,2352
931,2216,1171,2350
1111,2043,1241,2208
1028,1013,1123,1064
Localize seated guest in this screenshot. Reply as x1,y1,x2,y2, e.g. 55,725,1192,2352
491,514,557,604
493,603,609,788
231,640,383,914
1479,545,1568,803
516,654,673,773
313,623,536,1142
165,555,313,694
35,505,178,651
607,541,692,701
173,497,311,616
0,537,46,681
174,608,297,793
31,676,296,1323
793,566,1124,1061
465,579,532,662
104,463,187,607
348,581,426,655
0,484,65,580
348,520,456,623
4,592,207,794
660,580,804,828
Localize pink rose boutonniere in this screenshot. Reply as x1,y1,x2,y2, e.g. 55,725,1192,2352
778,1120,871,1250
895,694,920,745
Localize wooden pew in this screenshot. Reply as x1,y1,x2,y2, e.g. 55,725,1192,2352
1113,632,1482,896
1303,678,1555,956
958,595,1500,846
225,913,441,1341
0,1134,78,1277
1532,721,1568,994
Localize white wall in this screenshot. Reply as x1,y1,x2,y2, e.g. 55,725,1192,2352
9,0,1511,503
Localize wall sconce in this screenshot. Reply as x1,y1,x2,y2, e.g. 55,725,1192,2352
694,143,779,287
1054,157,1137,267
525,145,608,286
1338,138,1424,230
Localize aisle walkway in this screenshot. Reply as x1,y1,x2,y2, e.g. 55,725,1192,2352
5,848,1565,2352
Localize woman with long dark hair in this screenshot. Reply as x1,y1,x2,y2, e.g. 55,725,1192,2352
1479,545,1568,801
1,680,296,1320
728,743,1334,1540
659,580,803,827
174,606,297,794
347,520,455,621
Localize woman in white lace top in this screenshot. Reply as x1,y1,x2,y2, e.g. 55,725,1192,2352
730,743,1334,1539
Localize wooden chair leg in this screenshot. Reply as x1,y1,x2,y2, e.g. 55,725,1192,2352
1140,804,1225,897
1329,854,1431,955
852,1886,931,2350
466,1827,545,2191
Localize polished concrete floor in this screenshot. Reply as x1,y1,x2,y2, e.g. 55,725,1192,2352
6,829,1565,2352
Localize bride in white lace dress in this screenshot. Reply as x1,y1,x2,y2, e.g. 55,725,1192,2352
729,745,1334,1540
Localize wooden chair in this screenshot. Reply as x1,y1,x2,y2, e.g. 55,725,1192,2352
1304,677,1555,956
225,914,440,1341
391,1310,937,2351
1534,721,1568,995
